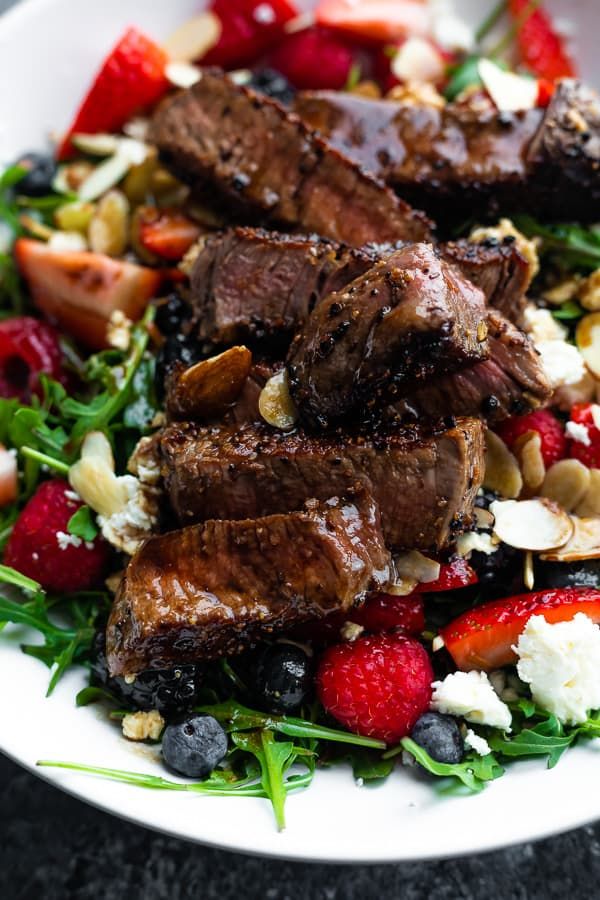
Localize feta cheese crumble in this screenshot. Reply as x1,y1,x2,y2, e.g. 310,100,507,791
566,421,591,446
122,710,165,742
431,671,512,731
56,530,82,550
464,728,491,757
523,306,568,343
535,340,587,389
514,614,600,724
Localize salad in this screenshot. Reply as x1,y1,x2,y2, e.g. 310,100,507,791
2,0,600,833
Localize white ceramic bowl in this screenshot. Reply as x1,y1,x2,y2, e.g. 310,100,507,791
0,0,599,864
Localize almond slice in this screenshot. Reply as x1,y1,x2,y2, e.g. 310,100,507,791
166,346,253,421
540,516,600,562
483,430,523,499
163,12,221,63
576,312,600,378
259,369,298,430
541,458,591,512
513,430,545,495
165,62,202,89
490,498,573,551
394,550,440,584
575,468,600,517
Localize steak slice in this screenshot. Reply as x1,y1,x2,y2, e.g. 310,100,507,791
149,69,432,246
106,496,391,675
295,80,600,222
157,418,485,551
287,242,488,429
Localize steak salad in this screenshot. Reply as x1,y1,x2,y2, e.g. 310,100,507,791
3,0,600,830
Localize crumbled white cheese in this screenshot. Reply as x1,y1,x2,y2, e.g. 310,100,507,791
514,613,600,724
122,710,165,742
56,530,83,550
464,728,491,757
430,0,474,51
431,671,512,731
107,310,133,351
456,531,499,557
128,436,161,486
97,475,158,556
566,421,591,446
523,305,568,343
478,59,539,112
64,489,81,502
535,340,587,389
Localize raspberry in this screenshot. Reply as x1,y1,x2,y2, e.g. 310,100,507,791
0,317,62,402
568,403,600,469
497,409,566,468
316,633,433,743
266,26,355,90
4,479,110,592
348,592,425,635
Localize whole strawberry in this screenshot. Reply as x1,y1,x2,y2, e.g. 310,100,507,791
497,409,566,468
4,479,110,592
316,633,433,743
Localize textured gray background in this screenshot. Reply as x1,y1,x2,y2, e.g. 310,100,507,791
0,0,598,896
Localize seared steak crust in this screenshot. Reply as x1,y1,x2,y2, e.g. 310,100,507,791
106,496,392,675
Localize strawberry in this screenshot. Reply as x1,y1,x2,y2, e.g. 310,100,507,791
0,317,63,402
202,0,298,69
415,558,478,593
137,208,202,262
316,0,430,43
497,409,566,468
267,26,356,90
349,592,425,635
440,587,600,672
0,445,17,508
508,0,576,82
14,239,162,350
316,633,433,743
568,403,600,469
58,28,169,159
4,479,110,593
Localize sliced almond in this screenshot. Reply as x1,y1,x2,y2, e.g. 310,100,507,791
166,346,253,421
575,468,600,517
165,61,203,89
577,269,600,312
490,498,573,551
386,578,419,597
478,59,538,112
542,277,582,306
163,12,221,63
78,140,148,203
259,369,298,430
394,550,440,584
88,190,130,257
71,133,121,156
576,312,600,378
523,550,534,590
483,430,523,499
513,430,545,495
540,516,600,562
541,458,591,512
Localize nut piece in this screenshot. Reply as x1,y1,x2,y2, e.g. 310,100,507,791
165,61,202,88
394,550,440,585
576,312,600,378
69,432,130,519
259,369,298,430
163,12,221,62
387,81,446,108
513,431,545,495
54,200,95,234
540,516,600,562
483,430,523,499
88,190,130,257
490,498,574,551
578,269,600,312
122,710,165,742
541,459,591,512
542,277,581,306
575,468,600,517
166,346,253,421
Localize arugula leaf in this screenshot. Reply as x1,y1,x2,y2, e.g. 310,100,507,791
444,56,482,100
67,506,99,541
552,300,583,321
232,731,298,830
398,738,504,793
489,716,573,768
0,563,41,593
346,747,395,783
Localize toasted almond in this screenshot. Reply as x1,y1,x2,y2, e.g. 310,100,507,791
349,80,382,99
541,458,591,512
542,277,582,306
575,468,600,517
483,430,523,499
54,200,95,233
473,506,494,530
166,346,253,421
540,516,600,562
122,148,158,205
163,12,221,62
259,369,298,430
165,61,202,88
69,432,130,518
71,133,121,156
386,80,446,108
577,269,600,312
513,430,545,495
394,550,440,584
576,312,600,378
78,140,148,202
490,498,573,551
478,59,538,111
386,578,419,597
523,550,534,590
88,190,130,257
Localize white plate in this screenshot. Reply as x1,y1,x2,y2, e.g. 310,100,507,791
0,0,599,864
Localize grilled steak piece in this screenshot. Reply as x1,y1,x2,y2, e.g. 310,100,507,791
188,228,529,348
295,80,600,222
149,69,432,246
157,418,485,551
106,496,392,675
393,312,552,424
287,242,488,429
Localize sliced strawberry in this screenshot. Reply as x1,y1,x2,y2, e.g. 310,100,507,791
349,592,425,635
508,0,576,81
497,409,566,468
267,25,356,90
440,587,600,672
0,317,63,401
316,0,430,43
14,239,161,350
202,0,297,69
137,208,202,261
415,558,478,593
58,28,169,159
536,78,555,108
568,403,600,469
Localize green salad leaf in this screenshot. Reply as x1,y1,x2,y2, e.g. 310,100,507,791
397,738,504,793
67,506,99,542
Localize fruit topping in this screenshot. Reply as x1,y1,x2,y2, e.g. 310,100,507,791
0,316,63,402
497,409,566,469
14,152,57,197
250,643,312,714
161,714,228,778
267,25,356,90
568,403,600,469
202,0,298,70
410,711,464,764
348,592,425,635
508,0,576,82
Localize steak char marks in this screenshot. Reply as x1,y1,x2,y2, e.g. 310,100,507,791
158,418,485,552
106,496,392,676
150,69,432,247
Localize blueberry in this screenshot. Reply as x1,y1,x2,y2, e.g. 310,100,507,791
162,714,228,778
248,68,295,105
536,558,600,590
252,643,312,714
470,541,523,592
15,152,57,197
410,711,464,764
154,293,191,336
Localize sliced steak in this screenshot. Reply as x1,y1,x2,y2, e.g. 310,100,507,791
157,418,485,551
149,69,432,246
287,242,488,429
295,80,600,221
106,496,391,675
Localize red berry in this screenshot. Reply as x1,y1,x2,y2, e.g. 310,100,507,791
203,0,298,69
5,479,110,593
0,317,62,402
508,0,576,81
414,558,478,593
349,592,424,635
317,633,433,743
568,403,600,469
497,409,566,468
267,26,355,90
